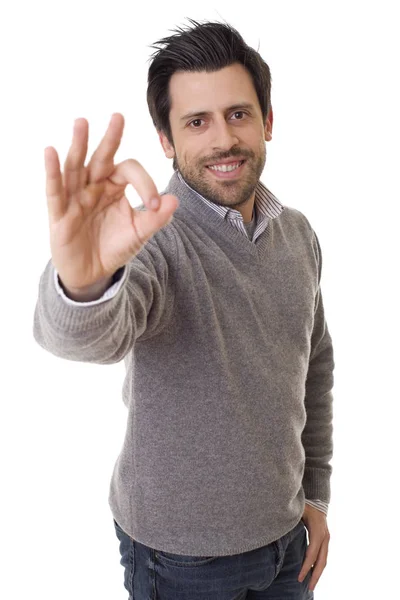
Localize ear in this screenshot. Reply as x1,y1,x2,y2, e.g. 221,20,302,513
264,106,273,142
158,130,175,159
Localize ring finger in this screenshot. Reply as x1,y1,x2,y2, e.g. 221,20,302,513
86,113,125,185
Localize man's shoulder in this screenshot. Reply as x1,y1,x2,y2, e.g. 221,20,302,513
279,204,315,236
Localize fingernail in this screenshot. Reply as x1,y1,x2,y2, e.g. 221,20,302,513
150,197,160,210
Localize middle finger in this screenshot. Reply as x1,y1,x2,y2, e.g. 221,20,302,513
86,113,125,184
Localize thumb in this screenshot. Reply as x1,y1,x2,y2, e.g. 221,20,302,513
109,158,179,240
134,193,180,243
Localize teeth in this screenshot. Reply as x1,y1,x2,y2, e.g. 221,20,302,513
209,161,242,172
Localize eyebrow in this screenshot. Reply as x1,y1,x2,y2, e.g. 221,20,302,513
179,103,256,123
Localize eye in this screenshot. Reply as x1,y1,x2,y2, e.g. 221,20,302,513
232,111,246,120
189,119,204,128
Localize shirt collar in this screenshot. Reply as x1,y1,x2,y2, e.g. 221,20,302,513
176,170,284,222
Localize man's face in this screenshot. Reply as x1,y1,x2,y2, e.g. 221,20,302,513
159,62,273,211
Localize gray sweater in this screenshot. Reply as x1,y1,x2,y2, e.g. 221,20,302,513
33,170,334,556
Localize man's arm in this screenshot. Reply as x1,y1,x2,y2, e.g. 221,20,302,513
301,232,335,504
33,237,175,364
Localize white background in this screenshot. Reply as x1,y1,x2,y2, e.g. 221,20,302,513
1,0,399,598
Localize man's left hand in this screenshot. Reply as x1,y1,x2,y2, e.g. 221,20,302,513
297,503,331,592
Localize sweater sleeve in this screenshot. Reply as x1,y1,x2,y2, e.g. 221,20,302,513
32,235,176,364
301,231,335,504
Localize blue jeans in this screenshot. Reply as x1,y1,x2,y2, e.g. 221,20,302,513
113,517,314,599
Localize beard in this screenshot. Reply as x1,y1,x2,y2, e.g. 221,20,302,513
174,144,266,211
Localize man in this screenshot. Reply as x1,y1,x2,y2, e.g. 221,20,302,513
34,18,334,600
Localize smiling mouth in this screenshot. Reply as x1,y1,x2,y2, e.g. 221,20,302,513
206,160,246,173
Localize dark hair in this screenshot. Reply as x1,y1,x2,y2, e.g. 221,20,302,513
146,18,272,171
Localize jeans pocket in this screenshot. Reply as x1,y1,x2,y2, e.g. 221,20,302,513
155,550,216,567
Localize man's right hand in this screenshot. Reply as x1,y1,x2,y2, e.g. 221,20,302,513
44,113,179,293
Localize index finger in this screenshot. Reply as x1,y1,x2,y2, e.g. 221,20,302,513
86,113,125,184
307,536,329,591
109,158,162,209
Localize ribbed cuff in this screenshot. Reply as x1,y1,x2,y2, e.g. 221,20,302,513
302,466,331,503
38,261,129,332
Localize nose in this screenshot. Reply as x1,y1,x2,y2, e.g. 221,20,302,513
211,118,240,152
